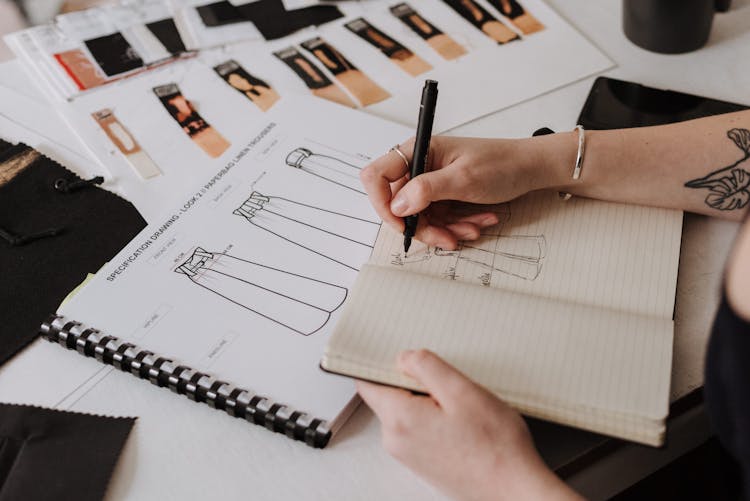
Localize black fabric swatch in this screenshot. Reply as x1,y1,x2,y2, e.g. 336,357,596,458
0,403,135,501
0,143,146,367
196,1,244,27
84,32,144,77
146,18,187,55
234,0,343,40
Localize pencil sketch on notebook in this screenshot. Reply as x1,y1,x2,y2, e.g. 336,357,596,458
385,203,547,283
233,191,379,271
175,247,347,335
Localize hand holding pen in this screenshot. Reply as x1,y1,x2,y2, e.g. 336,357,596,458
359,83,563,251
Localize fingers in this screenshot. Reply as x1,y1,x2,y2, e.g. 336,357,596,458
415,218,458,250
410,210,499,249
445,222,481,241
397,350,476,410
356,380,433,423
390,168,462,217
452,211,500,227
360,139,415,229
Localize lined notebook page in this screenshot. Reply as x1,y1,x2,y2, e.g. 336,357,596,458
370,191,683,319
322,265,674,445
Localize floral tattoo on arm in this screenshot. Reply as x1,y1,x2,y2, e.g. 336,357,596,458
685,128,750,211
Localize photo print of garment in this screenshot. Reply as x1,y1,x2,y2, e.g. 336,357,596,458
54,49,109,91
176,248,347,335
153,83,230,158
234,192,379,271
300,37,391,107
91,108,162,179
274,47,356,108
389,3,467,60
487,0,545,34
344,18,432,77
84,32,145,77
442,0,520,44
214,59,280,112
285,147,364,195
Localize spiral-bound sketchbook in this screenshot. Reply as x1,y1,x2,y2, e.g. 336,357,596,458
322,192,683,446
39,95,410,447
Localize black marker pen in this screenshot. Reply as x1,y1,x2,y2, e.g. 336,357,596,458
403,80,438,253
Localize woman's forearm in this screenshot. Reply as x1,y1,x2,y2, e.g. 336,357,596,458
532,110,750,220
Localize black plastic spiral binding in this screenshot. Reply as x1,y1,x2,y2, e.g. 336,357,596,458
40,315,332,448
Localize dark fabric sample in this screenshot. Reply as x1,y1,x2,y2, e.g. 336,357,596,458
705,291,750,500
146,18,187,55
0,142,146,366
196,1,244,27
0,403,135,501
84,32,144,77
234,0,343,40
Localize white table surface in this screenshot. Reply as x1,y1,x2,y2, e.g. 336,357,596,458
1,1,749,500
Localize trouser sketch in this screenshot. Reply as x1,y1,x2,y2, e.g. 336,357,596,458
175,248,347,335
286,147,365,195
399,204,545,280
234,192,379,271
435,234,546,280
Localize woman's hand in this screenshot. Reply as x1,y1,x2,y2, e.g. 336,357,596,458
357,350,583,501
360,135,571,249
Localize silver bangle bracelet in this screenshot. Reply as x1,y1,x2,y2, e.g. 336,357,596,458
558,125,585,201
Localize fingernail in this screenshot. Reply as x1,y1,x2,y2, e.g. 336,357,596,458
390,194,408,215
481,214,498,225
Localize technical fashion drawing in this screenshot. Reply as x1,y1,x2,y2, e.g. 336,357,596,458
175,248,347,336
285,147,366,195
234,192,380,271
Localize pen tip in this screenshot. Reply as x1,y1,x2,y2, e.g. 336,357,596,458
404,237,411,255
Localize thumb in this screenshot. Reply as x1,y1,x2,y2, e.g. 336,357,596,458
390,168,458,217
397,349,475,408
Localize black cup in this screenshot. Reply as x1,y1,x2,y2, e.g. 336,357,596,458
623,0,731,54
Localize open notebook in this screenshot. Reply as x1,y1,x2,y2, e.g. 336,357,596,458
322,192,683,446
